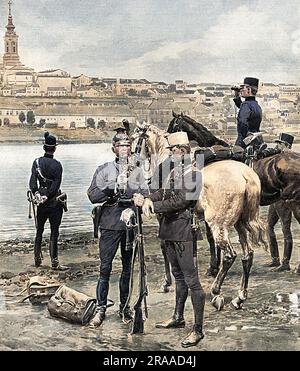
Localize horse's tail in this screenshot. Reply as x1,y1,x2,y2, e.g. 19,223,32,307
240,172,269,251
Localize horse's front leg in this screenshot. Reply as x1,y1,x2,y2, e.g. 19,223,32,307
205,222,220,277
210,232,237,311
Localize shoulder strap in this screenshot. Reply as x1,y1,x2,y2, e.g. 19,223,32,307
35,158,48,183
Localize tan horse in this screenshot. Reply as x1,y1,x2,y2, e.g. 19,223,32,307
131,123,268,311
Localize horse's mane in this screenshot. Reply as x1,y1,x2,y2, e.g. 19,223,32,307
169,114,229,147
147,125,170,162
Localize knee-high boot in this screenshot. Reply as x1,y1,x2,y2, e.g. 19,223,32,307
49,238,59,268
34,237,43,267
181,289,205,348
156,279,188,328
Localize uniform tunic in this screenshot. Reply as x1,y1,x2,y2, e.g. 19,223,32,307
234,96,262,148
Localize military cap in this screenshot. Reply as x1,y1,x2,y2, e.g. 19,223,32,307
166,132,189,148
242,77,259,88
112,133,131,146
44,132,57,146
275,133,294,148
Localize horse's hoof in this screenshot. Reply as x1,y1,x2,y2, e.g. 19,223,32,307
211,295,225,311
231,297,244,310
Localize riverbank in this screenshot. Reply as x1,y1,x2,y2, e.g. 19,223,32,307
0,126,112,144
1,226,300,351
1,126,300,145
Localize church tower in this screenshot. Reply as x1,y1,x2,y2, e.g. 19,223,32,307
3,1,23,68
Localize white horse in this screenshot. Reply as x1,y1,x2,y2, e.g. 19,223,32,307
131,123,268,311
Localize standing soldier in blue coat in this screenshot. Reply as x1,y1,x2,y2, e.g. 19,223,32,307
233,77,262,149
87,131,149,327
29,132,68,270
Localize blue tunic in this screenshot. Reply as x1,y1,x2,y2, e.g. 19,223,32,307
234,96,262,148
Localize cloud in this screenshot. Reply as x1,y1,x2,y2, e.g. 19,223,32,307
291,5,300,55
112,5,298,83
0,1,299,83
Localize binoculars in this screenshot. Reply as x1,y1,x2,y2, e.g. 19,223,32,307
231,86,241,92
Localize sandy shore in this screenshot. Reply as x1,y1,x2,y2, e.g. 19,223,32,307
1,225,300,351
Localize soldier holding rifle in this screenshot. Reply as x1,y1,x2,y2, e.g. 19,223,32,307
134,132,205,348
87,130,148,327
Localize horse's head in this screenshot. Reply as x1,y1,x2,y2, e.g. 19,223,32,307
131,121,150,161
168,111,191,134
131,122,170,171
167,112,229,147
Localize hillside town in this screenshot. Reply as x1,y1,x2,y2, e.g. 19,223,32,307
0,2,300,143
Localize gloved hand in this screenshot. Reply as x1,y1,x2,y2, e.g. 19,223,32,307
34,192,43,204
142,198,154,218
40,195,48,204
133,193,144,207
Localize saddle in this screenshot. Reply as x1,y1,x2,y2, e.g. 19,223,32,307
194,145,245,166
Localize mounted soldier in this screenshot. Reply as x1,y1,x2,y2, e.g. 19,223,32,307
29,132,68,270
87,130,149,327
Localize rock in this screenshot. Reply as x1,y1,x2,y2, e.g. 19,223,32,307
206,327,220,334
225,325,238,331
1,272,14,280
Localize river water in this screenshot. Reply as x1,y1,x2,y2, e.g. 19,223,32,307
0,143,114,241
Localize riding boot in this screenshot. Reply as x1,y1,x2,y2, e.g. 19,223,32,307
118,304,133,324
89,306,106,328
264,257,280,268
34,237,43,267
49,239,69,271
273,258,291,272
273,238,292,272
180,288,205,347
181,324,204,348
155,280,188,329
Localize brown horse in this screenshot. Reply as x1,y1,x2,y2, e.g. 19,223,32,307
167,112,300,273
131,123,267,311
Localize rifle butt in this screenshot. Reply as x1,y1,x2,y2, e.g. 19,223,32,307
131,306,144,334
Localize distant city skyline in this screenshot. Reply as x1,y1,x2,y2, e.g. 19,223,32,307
0,0,299,84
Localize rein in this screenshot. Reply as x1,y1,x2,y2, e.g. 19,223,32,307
133,127,152,183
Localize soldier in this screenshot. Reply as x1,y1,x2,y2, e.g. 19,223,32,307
87,131,149,327
266,133,295,271
134,132,205,348
233,77,262,149
29,132,68,270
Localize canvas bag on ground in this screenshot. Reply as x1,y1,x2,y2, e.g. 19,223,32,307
47,285,97,325
20,276,61,305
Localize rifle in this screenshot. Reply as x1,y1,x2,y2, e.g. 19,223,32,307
131,206,148,334
27,190,37,229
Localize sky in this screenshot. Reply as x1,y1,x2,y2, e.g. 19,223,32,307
0,0,300,84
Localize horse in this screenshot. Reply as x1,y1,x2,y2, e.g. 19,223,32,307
167,112,300,274
131,122,268,311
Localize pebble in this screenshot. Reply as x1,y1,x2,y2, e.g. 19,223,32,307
225,325,238,331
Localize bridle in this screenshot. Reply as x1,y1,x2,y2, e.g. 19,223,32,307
171,116,184,133
133,126,152,184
